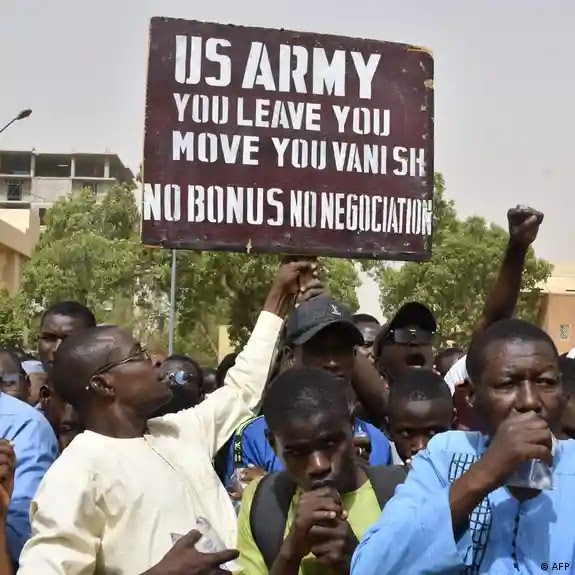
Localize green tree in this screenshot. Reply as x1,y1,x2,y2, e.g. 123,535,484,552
21,185,171,350
22,185,360,363
0,289,24,347
371,174,552,348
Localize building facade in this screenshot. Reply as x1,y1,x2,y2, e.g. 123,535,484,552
0,150,133,224
0,208,40,294
539,264,575,355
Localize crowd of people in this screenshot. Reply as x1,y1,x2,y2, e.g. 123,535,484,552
0,205,573,574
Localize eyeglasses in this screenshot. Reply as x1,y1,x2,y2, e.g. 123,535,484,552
390,327,434,345
92,346,151,378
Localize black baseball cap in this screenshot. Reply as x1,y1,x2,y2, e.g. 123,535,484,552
286,296,364,347
376,302,437,350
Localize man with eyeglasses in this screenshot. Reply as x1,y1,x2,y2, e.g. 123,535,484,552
18,261,320,575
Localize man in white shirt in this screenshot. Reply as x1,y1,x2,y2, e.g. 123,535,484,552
18,261,318,575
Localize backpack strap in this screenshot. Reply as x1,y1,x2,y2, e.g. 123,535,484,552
250,471,297,570
232,416,257,468
365,465,408,510
249,466,405,568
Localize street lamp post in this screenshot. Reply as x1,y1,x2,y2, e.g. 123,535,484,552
0,109,32,136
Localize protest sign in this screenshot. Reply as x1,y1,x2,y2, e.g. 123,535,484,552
142,18,434,260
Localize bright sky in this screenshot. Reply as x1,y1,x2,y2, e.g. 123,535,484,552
1,0,573,321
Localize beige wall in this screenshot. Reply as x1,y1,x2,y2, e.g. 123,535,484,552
0,178,120,206
540,293,575,355
33,178,73,203
0,209,40,295
539,263,575,354
0,245,24,295
218,325,234,363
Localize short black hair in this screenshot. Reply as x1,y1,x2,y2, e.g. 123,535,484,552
52,325,121,407
352,314,380,326
0,347,35,363
216,353,237,387
41,301,96,329
435,347,464,365
559,356,575,394
164,354,202,375
388,368,452,411
467,319,558,384
262,366,350,434
0,349,26,375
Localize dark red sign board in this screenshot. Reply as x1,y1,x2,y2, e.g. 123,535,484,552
142,17,434,260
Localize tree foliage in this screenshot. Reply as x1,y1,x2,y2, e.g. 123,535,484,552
21,185,359,364
371,174,552,348
0,289,24,347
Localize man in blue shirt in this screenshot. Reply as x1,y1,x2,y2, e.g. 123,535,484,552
352,318,575,575
0,379,58,564
222,414,390,485
221,296,392,487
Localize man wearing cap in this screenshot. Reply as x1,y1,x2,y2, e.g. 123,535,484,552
220,295,392,490
373,206,547,386
374,302,437,383
21,360,47,408
353,206,546,435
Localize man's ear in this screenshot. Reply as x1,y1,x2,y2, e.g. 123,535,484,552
88,375,116,399
39,384,51,403
282,346,295,367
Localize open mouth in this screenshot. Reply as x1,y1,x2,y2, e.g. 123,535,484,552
406,354,426,368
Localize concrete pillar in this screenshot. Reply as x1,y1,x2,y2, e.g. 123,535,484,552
70,156,76,178
104,157,110,179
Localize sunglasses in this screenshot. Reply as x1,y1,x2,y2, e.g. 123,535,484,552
389,327,434,345
92,346,151,378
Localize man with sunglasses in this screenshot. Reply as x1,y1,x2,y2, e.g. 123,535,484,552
351,206,545,435
18,261,320,575
374,302,437,383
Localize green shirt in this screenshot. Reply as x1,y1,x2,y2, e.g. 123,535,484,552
237,477,381,575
